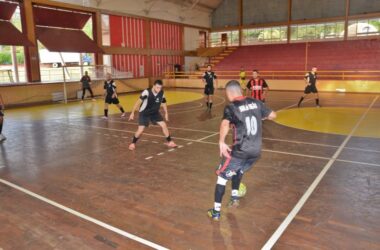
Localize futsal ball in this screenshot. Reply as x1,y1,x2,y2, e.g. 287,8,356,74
238,183,247,197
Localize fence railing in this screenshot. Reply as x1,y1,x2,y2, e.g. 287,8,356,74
0,65,133,85
164,70,380,81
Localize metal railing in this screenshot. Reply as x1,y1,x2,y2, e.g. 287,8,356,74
164,70,380,81
0,65,133,85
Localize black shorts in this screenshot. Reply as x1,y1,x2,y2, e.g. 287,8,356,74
204,86,214,96
216,156,259,180
0,111,3,117
105,96,120,104
304,85,318,94
139,112,164,127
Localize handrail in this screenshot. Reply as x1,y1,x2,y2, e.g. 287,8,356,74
164,70,380,80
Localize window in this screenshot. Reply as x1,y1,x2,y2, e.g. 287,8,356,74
101,14,110,46
348,18,380,38
0,7,26,84
242,26,287,45
291,22,345,42
209,30,239,47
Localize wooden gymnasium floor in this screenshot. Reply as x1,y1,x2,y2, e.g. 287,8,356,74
0,89,379,250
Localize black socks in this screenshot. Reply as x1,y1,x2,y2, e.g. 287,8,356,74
132,136,139,144
316,98,320,106
166,135,172,142
215,184,226,204
209,102,213,109
298,97,304,107
0,122,2,134
104,109,108,117
120,107,125,113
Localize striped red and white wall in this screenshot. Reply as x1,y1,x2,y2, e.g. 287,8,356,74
150,21,182,50
109,15,146,48
151,55,182,77
112,54,147,78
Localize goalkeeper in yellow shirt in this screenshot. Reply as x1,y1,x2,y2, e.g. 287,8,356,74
239,66,246,93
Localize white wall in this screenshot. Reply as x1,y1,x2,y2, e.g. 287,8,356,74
184,27,208,51
184,56,208,71
52,0,211,28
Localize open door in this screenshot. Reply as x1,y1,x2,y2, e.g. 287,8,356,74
199,31,207,48
221,33,228,46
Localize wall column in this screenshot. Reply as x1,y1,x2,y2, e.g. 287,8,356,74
21,0,41,82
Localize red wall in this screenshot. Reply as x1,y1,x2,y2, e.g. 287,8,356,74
112,54,147,78
109,15,146,48
151,55,182,77
150,21,182,50
215,39,380,72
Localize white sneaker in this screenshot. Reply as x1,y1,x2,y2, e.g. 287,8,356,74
0,134,6,142
121,113,126,118
101,116,108,120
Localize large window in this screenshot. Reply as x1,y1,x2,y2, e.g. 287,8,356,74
0,7,26,84
209,30,239,47
101,14,110,46
291,22,345,42
348,18,380,38
242,26,287,45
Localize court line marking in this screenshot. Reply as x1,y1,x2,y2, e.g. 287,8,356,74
197,132,219,141
0,178,169,250
262,95,379,250
93,119,380,154
67,123,380,168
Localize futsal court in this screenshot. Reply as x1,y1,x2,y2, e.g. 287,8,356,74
0,89,379,249
1,0,380,249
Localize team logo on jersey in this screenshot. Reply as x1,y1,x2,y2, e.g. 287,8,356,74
239,103,258,112
155,97,160,103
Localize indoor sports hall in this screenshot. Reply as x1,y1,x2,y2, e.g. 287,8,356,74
0,0,379,249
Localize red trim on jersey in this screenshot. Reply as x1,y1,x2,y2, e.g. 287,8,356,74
233,96,246,101
216,157,232,175
248,78,265,101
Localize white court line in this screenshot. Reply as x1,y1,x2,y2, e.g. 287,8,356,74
157,152,164,156
168,149,175,152
262,95,379,250
90,120,380,154
68,123,380,167
177,145,184,149
197,132,219,142
0,178,169,250
145,156,153,160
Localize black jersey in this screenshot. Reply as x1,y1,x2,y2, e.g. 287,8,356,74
139,88,167,114
305,72,317,85
203,71,217,87
81,75,91,88
104,80,116,96
223,96,272,159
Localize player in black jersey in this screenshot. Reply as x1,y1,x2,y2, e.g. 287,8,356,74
102,73,126,119
208,80,276,221
298,67,320,108
0,94,6,142
202,65,218,111
128,80,177,150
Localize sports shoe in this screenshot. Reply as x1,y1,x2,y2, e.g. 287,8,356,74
101,116,108,120
121,113,126,118
165,141,177,148
227,198,240,208
92,98,96,102
207,209,221,221
80,100,84,103
128,143,136,151
0,134,6,142
316,105,321,108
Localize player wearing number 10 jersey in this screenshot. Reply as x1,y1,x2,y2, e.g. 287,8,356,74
208,80,276,221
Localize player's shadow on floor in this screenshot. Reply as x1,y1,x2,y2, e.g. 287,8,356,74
198,110,214,121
